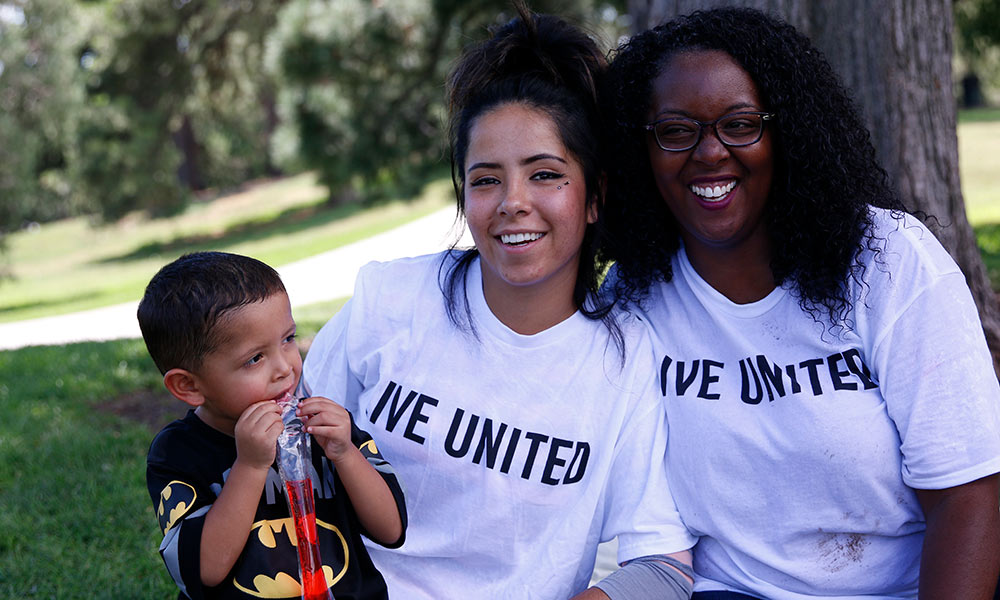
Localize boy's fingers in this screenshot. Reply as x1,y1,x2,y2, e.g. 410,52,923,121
302,410,350,428
297,396,341,410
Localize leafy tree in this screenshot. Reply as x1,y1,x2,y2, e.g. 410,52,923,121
74,0,285,221
2,0,623,228
267,0,622,205
0,0,87,230
955,0,1000,55
954,0,1000,106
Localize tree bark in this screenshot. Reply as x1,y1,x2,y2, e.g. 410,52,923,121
627,0,1000,374
172,113,205,192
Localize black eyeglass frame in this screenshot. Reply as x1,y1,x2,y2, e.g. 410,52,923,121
644,111,776,152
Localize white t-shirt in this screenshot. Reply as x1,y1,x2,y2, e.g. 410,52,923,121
303,252,696,600
626,208,1000,599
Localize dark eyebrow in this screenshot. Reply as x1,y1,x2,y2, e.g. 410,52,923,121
653,102,760,119
467,161,500,172
467,153,568,174
522,153,567,166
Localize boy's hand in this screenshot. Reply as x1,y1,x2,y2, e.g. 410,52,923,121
234,400,283,470
297,397,356,463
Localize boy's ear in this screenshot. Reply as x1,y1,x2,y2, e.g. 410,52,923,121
163,368,205,408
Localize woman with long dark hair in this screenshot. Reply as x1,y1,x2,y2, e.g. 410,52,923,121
303,5,696,598
602,7,1000,598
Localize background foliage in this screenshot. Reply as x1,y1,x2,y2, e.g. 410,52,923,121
0,0,627,232
954,0,1000,107
1,0,995,231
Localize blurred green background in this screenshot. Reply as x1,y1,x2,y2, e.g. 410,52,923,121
1,1,999,598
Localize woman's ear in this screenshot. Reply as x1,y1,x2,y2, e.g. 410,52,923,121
163,368,205,408
587,173,607,225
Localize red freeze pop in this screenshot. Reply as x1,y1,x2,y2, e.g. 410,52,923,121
277,393,333,600
285,478,333,600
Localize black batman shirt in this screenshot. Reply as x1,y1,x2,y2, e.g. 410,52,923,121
147,409,406,600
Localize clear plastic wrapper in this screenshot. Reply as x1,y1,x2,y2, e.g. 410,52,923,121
276,394,334,600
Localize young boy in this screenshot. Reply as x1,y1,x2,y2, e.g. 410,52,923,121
139,251,405,600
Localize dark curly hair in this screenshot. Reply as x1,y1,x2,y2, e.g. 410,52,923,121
600,6,904,324
440,2,618,340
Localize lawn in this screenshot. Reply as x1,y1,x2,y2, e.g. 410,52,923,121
959,108,1000,287
0,304,340,599
0,171,435,597
0,171,452,323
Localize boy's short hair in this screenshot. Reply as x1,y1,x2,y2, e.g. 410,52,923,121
137,251,286,375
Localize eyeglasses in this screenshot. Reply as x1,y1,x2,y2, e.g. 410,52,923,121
644,111,775,152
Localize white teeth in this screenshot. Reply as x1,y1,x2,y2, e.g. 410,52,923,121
500,232,543,245
689,181,736,201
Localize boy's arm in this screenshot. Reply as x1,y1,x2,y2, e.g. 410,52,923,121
199,400,284,587
331,445,404,545
298,397,406,546
198,459,272,586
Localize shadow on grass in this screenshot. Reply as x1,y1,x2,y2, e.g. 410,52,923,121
0,291,101,317
104,387,188,433
101,200,368,264
975,223,1000,290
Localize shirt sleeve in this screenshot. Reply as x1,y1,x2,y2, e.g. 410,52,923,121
873,268,1000,489
601,329,698,562
303,293,365,417
349,413,408,548
147,451,215,600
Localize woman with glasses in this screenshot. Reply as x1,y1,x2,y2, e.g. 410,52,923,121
302,4,697,599
600,6,1000,599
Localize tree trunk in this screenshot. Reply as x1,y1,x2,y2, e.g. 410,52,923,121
172,113,206,191
627,0,1000,374
260,85,282,177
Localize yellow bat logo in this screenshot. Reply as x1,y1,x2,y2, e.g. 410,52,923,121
230,517,350,598
157,481,196,535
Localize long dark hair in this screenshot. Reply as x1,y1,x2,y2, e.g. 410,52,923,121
601,6,905,325
440,2,618,341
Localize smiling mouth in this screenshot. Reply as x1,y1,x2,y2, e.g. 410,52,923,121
689,180,736,202
500,232,544,246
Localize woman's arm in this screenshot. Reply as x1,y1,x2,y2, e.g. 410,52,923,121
571,551,693,600
915,474,1000,599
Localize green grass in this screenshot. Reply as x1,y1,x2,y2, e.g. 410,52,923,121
0,173,427,597
958,109,1000,287
0,172,452,323
0,340,174,598
957,107,1000,124
0,300,346,600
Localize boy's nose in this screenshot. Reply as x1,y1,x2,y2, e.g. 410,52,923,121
274,355,295,381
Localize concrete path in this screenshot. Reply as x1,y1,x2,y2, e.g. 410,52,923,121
0,206,471,351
